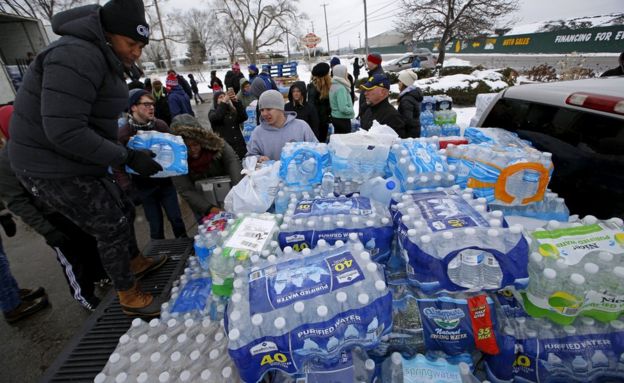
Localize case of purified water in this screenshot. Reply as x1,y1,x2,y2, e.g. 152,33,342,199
126,130,188,177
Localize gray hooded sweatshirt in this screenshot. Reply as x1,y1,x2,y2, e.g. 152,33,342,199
246,112,318,161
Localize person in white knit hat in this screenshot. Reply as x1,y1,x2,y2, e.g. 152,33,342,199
397,69,423,138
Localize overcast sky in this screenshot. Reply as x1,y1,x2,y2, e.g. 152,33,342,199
164,0,623,53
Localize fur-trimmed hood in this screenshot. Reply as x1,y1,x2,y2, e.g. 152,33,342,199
172,125,226,158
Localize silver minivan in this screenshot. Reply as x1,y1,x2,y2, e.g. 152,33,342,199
384,49,437,72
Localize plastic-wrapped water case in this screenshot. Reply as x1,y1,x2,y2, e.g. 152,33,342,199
278,142,331,187
393,188,529,293
278,195,394,263
463,127,533,149
226,240,392,383
444,143,553,205
126,130,188,177
387,139,457,192
521,216,624,325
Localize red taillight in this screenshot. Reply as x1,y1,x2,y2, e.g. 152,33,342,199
566,92,624,115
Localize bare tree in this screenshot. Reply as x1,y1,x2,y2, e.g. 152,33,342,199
215,0,301,63
141,40,167,68
213,18,244,63
0,0,88,22
398,0,519,65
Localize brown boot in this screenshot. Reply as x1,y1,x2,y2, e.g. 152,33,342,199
118,282,161,317
129,253,168,279
4,295,49,324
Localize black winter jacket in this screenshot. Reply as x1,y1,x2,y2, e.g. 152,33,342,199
306,83,332,142
358,64,385,118
397,86,424,138
208,101,248,160
224,71,245,94
9,5,129,178
177,74,193,98
285,81,320,139
360,97,407,138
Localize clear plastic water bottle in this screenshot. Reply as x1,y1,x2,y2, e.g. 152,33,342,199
321,171,335,196
459,250,483,288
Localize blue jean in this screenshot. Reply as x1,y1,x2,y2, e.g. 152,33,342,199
0,237,21,313
138,183,187,240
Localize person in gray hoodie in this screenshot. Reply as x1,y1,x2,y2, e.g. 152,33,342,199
246,90,318,161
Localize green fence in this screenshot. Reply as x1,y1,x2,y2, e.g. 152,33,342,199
355,25,624,55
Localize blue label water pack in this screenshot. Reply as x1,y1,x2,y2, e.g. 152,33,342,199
393,188,529,293
126,130,188,177
170,277,212,314
226,241,392,383
279,142,331,187
278,196,394,263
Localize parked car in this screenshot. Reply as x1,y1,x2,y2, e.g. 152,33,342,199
384,49,437,72
475,77,624,219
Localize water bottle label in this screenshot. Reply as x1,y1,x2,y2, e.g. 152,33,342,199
229,294,392,383
418,296,497,356
531,223,622,266
248,250,365,315
286,351,355,382
224,217,277,253
404,191,489,232
488,331,624,383
171,277,212,314
293,196,373,217
402,354,462,383
126,131,188,177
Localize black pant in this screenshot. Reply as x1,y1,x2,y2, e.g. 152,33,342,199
332,118,352,134
18,175,139,291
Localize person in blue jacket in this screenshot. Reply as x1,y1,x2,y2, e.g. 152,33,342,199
166,73,194,119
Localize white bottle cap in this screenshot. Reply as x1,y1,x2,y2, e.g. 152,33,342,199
231,292,242,303
487,229,499,237
233,278,244,290
209,349,220,360
349,232,358,241
137,372,148,383
336,292,347,303
366,263,378,272
202,318,211,328
358,293,370,305
526,329,537,338
200,370,212,380
301,248,312,256
317,239,328,247
119,334,130,344
335,240,345,247
167,318,177,328
284,246,294,254
614,266,624,278
250,313,263,327
267,254,277,263
365,359,375,371
158,372,170,383
391,352,402,365
563,325,576,335
491,210,503,218
150,352,161,363
171,351,182,362
222,367,232,378
442,231,453,239
360,251,371,261
375,280,387,291
420,235,431,243
184,318,194,329
177,333,187,343
274,317,286,330
570,273,585,285
293,301,305,314
234,265,245,274
465,227,476,235
381,217,390,225
543,268,557,280
582,215,598,224
180,370,191,382
580,317,595,326
407,229,417,237
230,310,241,322
94,374,107,383
599,252,614,262
458,362,470,375
229,328,240,341
109,353,121,364
189,349,201,361
584,263,599,275
116,372,128,383
610,320,624,331
214,332,225,342
530,252,543,263
130,352,141,363
317,305,329,317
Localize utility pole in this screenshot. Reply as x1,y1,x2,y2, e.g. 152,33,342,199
363,0,369,56
358,32,362,49
310,21,314,33
285,28,290,62
153,0,172,69
321,3,330,56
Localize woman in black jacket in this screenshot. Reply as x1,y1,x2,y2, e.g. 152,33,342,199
307,63,332,143
208,90,247,160
284,81,320,138
397,69,423,138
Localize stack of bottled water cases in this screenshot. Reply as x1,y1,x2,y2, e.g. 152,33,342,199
194,212,236,269
420,95,460,138
444,143,553,206
522,216,624,325
279,142,330,187
126,130,188,177
485,312,624,383
391,187,529,293
95,317,241,383
463,127,532,149
225,239,392,383
209,212,281,297
387,138,457,192
278,195,394,263
488,190,570,222
243,101,257,143
328,128,396,182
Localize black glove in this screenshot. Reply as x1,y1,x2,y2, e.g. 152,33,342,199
44,229,70,248
125,149,163,177
0,213,16,237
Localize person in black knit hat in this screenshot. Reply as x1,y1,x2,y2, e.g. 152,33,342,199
8,0,166,317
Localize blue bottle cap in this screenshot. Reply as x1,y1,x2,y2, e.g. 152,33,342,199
386,180,396,190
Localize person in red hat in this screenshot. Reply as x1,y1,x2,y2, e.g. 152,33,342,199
224,62,245,94
358,52,385,118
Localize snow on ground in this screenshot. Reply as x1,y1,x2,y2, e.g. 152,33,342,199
414,69,508,93
442,57,471,67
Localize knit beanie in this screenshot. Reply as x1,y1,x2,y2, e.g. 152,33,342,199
165,73,178,88
128,88,149,109
311,62,330,77
232,62,240,70
367,52,382,66
258,90,284,111
213,91,225,107
398,69,419,86
100,0,150,45
330,57,341,67
170,114,203,131
248,64,258,73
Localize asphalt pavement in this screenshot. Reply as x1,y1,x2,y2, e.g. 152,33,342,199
0,97,213,383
